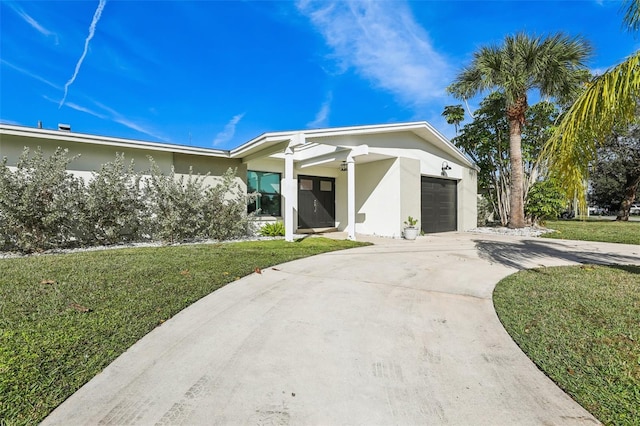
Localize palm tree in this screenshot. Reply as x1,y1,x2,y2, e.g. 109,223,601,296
441,105,465,135
543,0,640,215
447,33,591,228
624,0,640,31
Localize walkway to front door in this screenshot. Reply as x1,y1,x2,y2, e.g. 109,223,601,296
298,175,336,229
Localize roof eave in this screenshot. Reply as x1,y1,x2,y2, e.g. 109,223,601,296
0,124,231,158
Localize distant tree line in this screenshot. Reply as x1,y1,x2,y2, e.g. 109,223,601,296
589,122,640,219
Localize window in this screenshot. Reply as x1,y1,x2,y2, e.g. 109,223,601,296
299,178,313,191
247,171,281,216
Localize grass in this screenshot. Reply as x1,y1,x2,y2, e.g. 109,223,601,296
0,237,369,425
493,264,640,425
542,219,640,245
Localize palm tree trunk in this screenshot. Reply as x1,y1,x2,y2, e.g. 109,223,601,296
508,118,526,228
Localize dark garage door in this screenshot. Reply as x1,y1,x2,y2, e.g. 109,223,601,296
421,176,457,233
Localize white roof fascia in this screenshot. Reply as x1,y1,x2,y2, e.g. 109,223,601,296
241,140,291,164
2,122,477,170
301,121,427,139
239,122,476,170
416,121,477,170
230,123,427,160
0,124,230,158
230,133,295,158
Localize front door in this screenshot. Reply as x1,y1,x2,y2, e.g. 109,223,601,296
298,176,336,228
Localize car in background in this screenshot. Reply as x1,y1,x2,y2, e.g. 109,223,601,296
588,205,607,215
630,204,640,215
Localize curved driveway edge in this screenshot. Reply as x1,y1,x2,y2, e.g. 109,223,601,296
43,233,640,425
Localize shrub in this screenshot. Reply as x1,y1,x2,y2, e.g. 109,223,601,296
259,221,285,236
525,179,566,225
0,151,256,250
0,206,8,250
144,159,208,243
0,147,84,252
204,168,256,240
81,153,146,245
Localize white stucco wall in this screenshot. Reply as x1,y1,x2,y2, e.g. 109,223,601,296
458,167,478,231
398,157,422,234
354,158,401,237
0,133,174,173
347,133,477,232
0,133,246,194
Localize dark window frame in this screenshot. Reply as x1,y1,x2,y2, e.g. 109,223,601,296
247,170,282,216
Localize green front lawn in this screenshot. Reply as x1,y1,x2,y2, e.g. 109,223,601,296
542,219,640,245
494,265,640,425
0,238,369,425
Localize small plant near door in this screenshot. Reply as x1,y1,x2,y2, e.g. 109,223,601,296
259,221,285,237
403,216,419,240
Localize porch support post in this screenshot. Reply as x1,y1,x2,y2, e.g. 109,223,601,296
284,146,295,242
346,155,356,240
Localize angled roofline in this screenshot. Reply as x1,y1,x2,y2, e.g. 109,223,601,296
231,121,432,154
0,124,231,158
230,121,476,169
0,122,476,169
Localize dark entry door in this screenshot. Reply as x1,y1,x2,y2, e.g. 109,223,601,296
421,176,457,233
298,176,336,228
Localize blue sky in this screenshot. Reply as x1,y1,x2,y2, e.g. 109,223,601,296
1,0,638,149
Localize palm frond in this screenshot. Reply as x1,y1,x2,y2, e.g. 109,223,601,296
623,0,640,31
542,51,640,209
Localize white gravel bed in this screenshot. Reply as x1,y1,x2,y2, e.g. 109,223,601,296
1,228,556,259
0,235,295,260
467,226,556,237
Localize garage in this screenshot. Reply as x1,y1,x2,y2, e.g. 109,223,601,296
421,176,457,233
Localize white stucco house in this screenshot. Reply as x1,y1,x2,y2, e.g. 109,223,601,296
0,121,478,241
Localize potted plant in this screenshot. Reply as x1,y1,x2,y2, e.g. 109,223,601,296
403,216,419,240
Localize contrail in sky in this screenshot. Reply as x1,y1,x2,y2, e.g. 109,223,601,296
213,113,245,146
59,0,107,108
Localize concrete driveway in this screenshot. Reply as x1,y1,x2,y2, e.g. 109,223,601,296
43,232,640,425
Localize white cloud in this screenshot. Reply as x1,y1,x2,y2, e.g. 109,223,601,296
307,92,332,128
91,100,169,141
59,0,107,108
64,101,107,119
1,59,61,89
296,0,451,108
0,118,23,126
213,113,245,146
112,116,165,140
46,95,169,141
6,2,58,41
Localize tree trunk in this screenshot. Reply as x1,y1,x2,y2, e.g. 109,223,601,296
508,118,526,228
616,173,639,221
